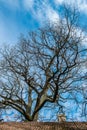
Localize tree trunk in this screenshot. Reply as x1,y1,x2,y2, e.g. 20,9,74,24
34,112,39,121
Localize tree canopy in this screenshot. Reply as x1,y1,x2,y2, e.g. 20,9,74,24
0,5,87,121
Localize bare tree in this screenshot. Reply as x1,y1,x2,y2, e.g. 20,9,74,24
0,5,86,121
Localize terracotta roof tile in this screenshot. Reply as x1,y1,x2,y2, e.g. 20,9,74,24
0,122,87,130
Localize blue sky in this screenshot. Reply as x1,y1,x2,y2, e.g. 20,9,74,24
0,0,87,121
0,0,87,46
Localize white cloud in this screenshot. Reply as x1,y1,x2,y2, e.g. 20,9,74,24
29,1,59,24
55,0,64,4
55,0,87,14
78,0,87,13
45,6,59,22
23,0,34,10
0,0,87,46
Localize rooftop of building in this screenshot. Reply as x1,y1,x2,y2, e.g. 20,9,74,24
0,122,87,130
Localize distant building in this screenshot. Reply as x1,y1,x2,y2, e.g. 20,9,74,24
58,114,66,122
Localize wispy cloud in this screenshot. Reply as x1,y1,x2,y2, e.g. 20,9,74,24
1,0,87,24
23,0,34,10
23,0,59,23
0,0,87,45
28,1,59,24
55,0,87,14
78,0,87,13
0,0,59,23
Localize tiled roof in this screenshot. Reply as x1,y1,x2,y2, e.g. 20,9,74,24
0,122,87,130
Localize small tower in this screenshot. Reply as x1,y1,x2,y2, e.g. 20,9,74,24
58,114,66,122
